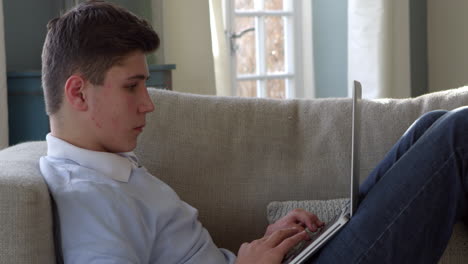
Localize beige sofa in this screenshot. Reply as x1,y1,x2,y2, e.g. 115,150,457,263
1,87,468,263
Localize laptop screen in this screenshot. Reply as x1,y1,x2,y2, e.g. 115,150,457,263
350,81,362,217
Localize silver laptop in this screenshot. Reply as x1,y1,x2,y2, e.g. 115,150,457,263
282,81,362,264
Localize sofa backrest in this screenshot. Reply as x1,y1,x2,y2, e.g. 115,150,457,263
136,87,468,251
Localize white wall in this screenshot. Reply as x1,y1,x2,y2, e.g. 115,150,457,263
428,0,468,92
162,0,216,95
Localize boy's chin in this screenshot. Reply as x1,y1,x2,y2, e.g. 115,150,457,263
119,143,137,153
104,141,137,153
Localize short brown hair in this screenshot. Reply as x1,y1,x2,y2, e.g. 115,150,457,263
42,0,160,115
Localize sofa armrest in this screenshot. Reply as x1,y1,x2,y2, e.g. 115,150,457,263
0,142,55,262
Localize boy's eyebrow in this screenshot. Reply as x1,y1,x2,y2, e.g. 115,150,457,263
127,74,150,81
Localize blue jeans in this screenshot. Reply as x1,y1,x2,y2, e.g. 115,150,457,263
310,107,468,264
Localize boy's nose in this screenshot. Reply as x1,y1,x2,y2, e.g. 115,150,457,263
139,89,155,113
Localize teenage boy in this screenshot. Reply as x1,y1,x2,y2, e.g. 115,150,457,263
40,1,468,264
39,1,321,263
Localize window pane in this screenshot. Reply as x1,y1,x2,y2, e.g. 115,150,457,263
265,0,283,10
237,81,257,97
266,79,285,99
265,16,285,73
235,0,254,10
235,17,256,75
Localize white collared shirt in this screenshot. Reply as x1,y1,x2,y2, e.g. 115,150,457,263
40,134,236,264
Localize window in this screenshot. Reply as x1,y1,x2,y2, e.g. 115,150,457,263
226,0,308,99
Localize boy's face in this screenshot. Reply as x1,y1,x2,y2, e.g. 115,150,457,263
85,51,154,153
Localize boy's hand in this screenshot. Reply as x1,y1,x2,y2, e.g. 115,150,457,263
235,228,308,264
265,209,324,237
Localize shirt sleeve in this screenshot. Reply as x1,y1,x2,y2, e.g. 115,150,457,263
148,197,237,264
53,182,154,264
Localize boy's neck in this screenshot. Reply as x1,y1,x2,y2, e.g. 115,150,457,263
49,114,96,152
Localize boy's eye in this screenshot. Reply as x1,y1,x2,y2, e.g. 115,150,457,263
126,83,138,90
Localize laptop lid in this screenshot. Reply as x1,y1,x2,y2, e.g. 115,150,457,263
350,81,362,217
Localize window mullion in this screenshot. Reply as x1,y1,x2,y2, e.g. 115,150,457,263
285,9,294,98
257,14,266,97
255,0,264,10
228,0,237,96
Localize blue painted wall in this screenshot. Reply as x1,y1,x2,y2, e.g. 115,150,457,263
3,0,153,71
3,0,60,71
313,0,348,98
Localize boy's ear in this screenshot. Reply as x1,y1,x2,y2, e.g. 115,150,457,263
64,75,88,111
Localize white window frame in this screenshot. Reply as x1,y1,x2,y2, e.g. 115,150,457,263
225,0,312,99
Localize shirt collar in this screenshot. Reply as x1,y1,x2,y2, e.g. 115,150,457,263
45,133,137,182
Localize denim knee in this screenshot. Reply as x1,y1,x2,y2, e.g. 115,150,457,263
416,110,448,126
440,106,468,132
408,110,448,135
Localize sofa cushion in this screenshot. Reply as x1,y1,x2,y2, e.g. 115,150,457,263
266,199,468,263
0,141,55,263
267,199,348,224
